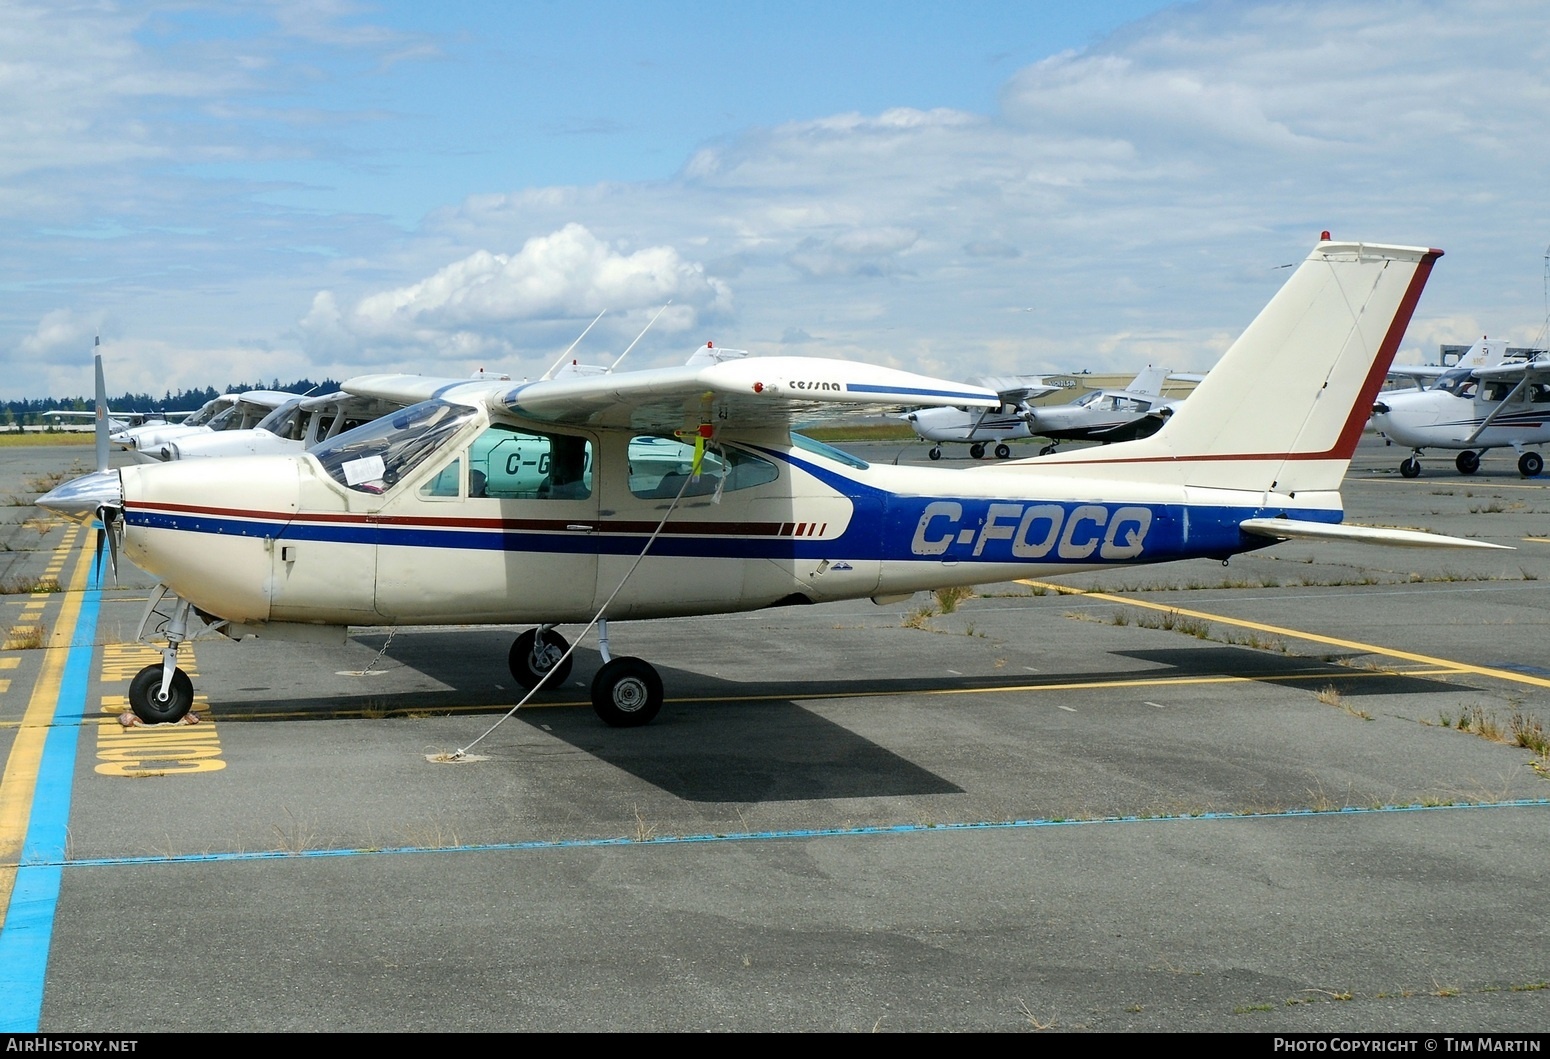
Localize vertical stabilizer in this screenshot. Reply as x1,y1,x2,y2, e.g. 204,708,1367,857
1124,365,1170,397
1025,238,1441,495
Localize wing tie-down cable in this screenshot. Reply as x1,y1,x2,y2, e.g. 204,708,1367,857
445,439,711,760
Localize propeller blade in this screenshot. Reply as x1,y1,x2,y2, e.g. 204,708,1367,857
93,337,108,474
93,504,121,586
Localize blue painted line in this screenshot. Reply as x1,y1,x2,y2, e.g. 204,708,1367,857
17,797,1548,871
0,556,100,1033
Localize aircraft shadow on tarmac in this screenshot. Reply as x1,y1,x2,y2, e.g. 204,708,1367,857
193,631,1470,803
1111,646,1468,699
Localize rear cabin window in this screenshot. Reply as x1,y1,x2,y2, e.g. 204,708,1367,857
627,435,778,498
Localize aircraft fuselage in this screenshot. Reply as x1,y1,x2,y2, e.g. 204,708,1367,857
118,402,1328,634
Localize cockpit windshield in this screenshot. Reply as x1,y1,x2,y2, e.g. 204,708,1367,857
256,400,306,439
311,399,478,494
183,399,226,427
1433,368,1479,397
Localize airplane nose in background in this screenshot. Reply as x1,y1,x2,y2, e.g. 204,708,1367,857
36,469,123,524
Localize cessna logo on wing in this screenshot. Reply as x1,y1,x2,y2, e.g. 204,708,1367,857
788,380,845,391
911,501,1153,561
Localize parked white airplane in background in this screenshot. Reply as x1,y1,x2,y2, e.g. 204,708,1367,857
163,390,407,460
903,375,1064,459
1380,335,1509,393
40,236,1506,731
1370,336,1550,477
1022,365,1202,455
115,390,297,462
110,393,235,451
905,366,1199,459
45,407,187,433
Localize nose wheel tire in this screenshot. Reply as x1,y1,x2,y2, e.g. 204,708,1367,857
127,664,194,724
590,657,663,727
928,447,942,461
1519,451,1544,477
1455,451,1480,475
994,443,1012,459
1399,458,1421,478
508,628,573,690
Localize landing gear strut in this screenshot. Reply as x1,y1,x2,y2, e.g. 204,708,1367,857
586,618,661,727
127,592,196,724
508,626,573,689
514,619,665,727
591,657,663,727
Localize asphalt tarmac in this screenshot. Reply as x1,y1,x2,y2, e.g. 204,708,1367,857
0,435,1546,1033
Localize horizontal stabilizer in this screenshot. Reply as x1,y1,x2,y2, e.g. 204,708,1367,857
1239,517,1511,550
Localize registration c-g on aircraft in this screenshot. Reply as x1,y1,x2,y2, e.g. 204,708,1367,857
39,235,1509,729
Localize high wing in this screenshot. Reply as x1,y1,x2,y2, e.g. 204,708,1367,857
976,374,1062,407
347,345,999,433
1472,351,1550,384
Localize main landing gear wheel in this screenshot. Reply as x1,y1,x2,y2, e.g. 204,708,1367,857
128,664,194,724
1399,457,1421,479
1455,450,1481,475
994,443,1012,459
509,628,573,690
590,657,663,728
969,443,986,460
1039,444,1057,456
928,446,942,461
1519,451,1544,477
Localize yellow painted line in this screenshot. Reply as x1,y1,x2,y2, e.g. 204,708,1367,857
1020,580,1550,689
0,528,91,920
0,658,18,671
1521,538,1550,545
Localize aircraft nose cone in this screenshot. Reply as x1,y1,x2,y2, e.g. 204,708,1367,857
36,469,123,524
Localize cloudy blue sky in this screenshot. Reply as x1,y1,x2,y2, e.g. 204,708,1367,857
5,0,1549,401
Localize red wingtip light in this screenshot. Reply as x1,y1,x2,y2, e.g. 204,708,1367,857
1320,230,1331,241
752,381,764,393
707,340,713,348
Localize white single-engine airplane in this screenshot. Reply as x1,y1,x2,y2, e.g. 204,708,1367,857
41,237,1508,729
114,390,297,462
161,390,406,460
1370,336,1550,477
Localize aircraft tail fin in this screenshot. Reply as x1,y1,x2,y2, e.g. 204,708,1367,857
1457,337,1508,370
1124,365,1170,397
1024,237,1441,497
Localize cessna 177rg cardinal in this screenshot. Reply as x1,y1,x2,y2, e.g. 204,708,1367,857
39,237,1506,729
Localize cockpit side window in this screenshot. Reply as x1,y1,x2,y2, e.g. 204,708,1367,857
312,399,479,494
468,423,593,500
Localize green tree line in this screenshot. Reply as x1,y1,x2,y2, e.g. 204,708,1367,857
2,378,342,427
